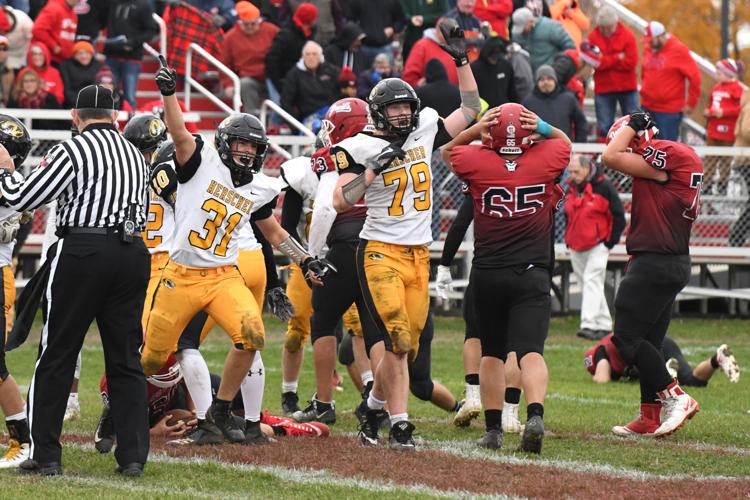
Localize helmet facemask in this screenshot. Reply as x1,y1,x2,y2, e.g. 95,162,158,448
227,137,266,184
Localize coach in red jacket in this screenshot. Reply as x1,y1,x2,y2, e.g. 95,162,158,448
30,0,77,67
564,154,625,341
586,6,638,141
640,21,701,141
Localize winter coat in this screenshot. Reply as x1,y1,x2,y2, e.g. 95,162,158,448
641,35,701,113
403,28,458,87
60,57,102,108
265,21,313,93
706,80,744,143
103,0,159,61
347,0,405,48
31,0,78,65
26,42,64,105
415,58,460,118
586,22,638,94
220,21,280,86
280,0,343,46
323,21,367,75
281,59,340,120
75,0,110,41
523,85,587,142
549,0,589,49
400,0,449,58
470,37,517,107
473,0,513,38
512,15,575,73
4,7,33,71
444,7,481,32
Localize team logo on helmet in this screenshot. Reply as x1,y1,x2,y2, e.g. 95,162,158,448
330,101,352,113
148,118,166,138
0,120,23,138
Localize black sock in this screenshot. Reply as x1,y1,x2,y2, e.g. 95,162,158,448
6,419,30,444
465,373,479,385
527,403,544,420
245,419,260,432
504,387,521,405
633,342,674,393
485,409,502,431
315,400,332,412
451,401,461,413
639,377,659,404
710,354,719,369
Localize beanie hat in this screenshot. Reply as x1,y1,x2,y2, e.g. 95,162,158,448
72,40,95,55
536,64,557,83
338,67,357,87
293,3,318,26
596,5,617,27
236,1,261,21
646,21,665,38
716,58,745,79
579,41,602,68
95,66,115,85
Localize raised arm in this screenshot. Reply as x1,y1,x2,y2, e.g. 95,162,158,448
601,112,667,182
155,55,196,167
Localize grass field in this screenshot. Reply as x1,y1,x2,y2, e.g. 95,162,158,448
2,314,749,498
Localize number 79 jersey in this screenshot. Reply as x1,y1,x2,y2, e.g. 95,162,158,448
169,139,281,268
332,107,441,246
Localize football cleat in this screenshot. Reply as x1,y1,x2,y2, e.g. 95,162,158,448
359,407,387,446
453,385,481,428
168,420,223,446
477,429,503,450
260,411,293,426
275,420,330,438
653,382,699,438
0,439,29,468
502,402,524,434
518,415,544,454
716,344,740,383
293,399,336,424
388,420,416,450
281,391,301,416
63,396,80,422
612,403,661,437
665,357,679,380
94,404,116,453
244,421,274,445
207,402,245,443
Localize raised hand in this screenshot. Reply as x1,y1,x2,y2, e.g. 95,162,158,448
155,55,177,96
366,142,407,175
438,18,469,67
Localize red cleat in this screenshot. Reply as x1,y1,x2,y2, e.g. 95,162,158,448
260,411,293,426
276,419,330,438
612,403,661,437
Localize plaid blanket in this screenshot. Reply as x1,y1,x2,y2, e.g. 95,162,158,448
164,2,224,77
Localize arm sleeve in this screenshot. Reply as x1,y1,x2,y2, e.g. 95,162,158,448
0,144,75,212
308,171,338,258
603,180,625,247
432,119,453,149
280,188,304,243
440,193,474,266
150,162,178,206
252,219,280,290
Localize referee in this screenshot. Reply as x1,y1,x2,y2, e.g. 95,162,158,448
0,85,150,477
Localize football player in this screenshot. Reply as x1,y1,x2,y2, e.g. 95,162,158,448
602,111,704,438
142,56,334,445
332,19,482,449
0,115,32,468
442,103,571,453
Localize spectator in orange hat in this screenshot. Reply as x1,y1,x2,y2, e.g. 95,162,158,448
60,40,102,108
265,2,318,99
0,36,14,106
221,1,281,115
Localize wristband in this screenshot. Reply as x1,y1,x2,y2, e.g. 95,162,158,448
535,118,552,138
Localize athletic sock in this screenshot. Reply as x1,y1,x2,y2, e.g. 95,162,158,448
710,354,720,369
464,373,479,385
240,353,265,423
633,342,674,394
366,393,386,411
450,401,461,413
504,387,522,405
484,409,502,431
527,403,544,420
176,349,212,420
282,381,298,394
360,370,373,387
6,415,29,444
390,412,408,426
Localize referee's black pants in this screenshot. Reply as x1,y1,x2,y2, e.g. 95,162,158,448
28,233,150,466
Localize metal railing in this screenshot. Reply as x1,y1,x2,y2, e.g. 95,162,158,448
184,43,241,114
152,13,167,57
259,99,317,139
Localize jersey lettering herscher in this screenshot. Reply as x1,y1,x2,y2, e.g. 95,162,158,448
332,107,441,246
628,140,703,255
143,160,176,255
451,139,570,269
169,142,280,267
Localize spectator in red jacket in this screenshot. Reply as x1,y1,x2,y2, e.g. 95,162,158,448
640,21,701,141
30,0,78,66
403,18,458,87
26,42,64,104
586,6,638,141
564,154,625,341
703,58,745,193
473,0,512,38
221,1,280,115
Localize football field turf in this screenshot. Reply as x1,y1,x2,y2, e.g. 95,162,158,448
2,315,749,498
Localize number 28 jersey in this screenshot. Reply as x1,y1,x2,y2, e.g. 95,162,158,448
451,139,570,269
170,137,281,268
332,107,441,246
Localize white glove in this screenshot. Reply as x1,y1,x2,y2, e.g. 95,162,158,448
0,215,21,244
435,265,453,301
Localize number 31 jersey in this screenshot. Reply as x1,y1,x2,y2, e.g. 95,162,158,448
170,137,281,268
451,139,570,269
332,107,440,246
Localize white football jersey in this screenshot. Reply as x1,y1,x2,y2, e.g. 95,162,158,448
0,205,19,267
169,142,281,267
336,107,440,246
280,155,318,249
143,160,175,255
235,171,284,251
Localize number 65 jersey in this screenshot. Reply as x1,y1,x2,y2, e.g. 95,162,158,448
450,139,570,270
169,137,281,268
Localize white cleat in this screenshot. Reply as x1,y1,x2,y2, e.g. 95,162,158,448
665,357,679,380
0,440,29,468
716,344,740,383
653,383,699,438
453,385,481,427
502,402,524,434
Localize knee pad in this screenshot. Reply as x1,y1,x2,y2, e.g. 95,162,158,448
409,378,434,402
611,334,641,365
284,329,306,352
338,332,354,366
239,314,265,350
141,349,171,377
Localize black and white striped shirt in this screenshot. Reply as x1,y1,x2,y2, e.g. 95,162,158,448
0,123,149,229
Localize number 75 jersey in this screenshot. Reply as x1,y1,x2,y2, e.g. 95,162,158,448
169,139,281,268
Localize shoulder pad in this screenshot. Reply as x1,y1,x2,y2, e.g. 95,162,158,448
150,162,178,206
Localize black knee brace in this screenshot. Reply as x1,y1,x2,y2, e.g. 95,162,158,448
409,378,434,402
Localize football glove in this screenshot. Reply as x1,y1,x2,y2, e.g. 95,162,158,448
156,55,178,96
301,257,338,286
365,142,407,175
435,265,453,301
0,215,20,243
438,18,469,67
266,287,295,322
627,111,656,133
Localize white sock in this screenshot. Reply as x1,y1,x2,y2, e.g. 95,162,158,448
74,351,82,379
366,393,386,410
390,412,408,426
7,410,25,421
176,349,212,420
360,370,373,386
282,380,298,394
67,393,79,404
241,352,265,423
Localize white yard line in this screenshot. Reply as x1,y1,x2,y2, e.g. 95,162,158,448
546,392,749,417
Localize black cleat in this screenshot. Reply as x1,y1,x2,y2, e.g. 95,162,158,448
94,404,115,454
518,415,544,454
167,420,223,446
292,399,336,424
244,421,274,445
19,459,63,476
115,462,144,477
388,421,416,450
359,408,387,446
477,429,503,450
207,402,245,443
281,391,301,416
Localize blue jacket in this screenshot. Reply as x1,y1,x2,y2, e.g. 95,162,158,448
512,16,574,73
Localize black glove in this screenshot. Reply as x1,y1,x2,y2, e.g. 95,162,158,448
438,18,469,67
155,55,177,96
627,111,655,133
301,257,338,285
266,287,295,322
365,142,407,175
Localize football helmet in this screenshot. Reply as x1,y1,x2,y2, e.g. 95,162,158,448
606,114,658,151
147,354,183,388
317,98,370,147
0,114,31,168
123,113,168,154
483,103,533,155
151,139,175,168
215,113,269,184
368,78,420,136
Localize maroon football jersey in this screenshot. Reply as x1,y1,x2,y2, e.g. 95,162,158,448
627,140,703,255
451,139,570,269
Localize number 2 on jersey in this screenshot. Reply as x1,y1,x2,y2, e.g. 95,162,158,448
382,161,431,216
189,198,242,256
144,202,164,248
